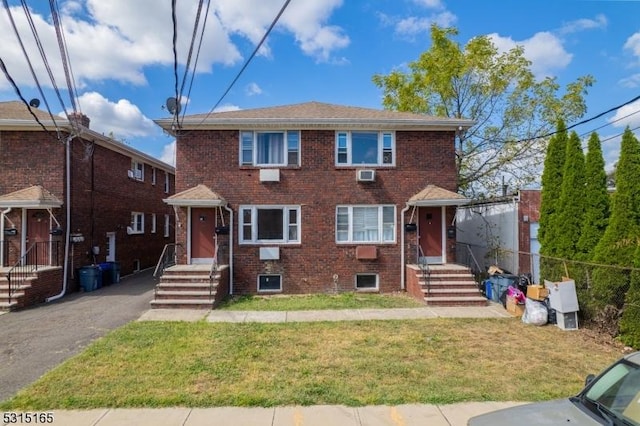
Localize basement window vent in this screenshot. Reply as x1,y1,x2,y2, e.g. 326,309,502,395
258,274,282,292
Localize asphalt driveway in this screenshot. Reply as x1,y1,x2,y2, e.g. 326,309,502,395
0,269,157,402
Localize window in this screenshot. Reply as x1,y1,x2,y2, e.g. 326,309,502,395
336,205,395,243
164,214,170,237
164,173,170,193
131,160,144,181
335,131,395,166
151,214,156,233
130,212,144,234
258,274,282,292
240,131,300,167
240,205,300,244
356,274,378,290
151,167,156,185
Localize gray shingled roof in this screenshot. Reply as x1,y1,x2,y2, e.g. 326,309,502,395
155,101,475,133
0,101,59,121
0,185,63,208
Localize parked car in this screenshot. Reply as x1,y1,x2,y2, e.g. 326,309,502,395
468,351,640,425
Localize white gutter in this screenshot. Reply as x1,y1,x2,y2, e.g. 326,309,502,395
47,135,72,302
224,205,234,295
0,207,10,267
400,204,410,290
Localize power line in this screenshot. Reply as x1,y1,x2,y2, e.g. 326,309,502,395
191,0,292,128
176,0,205,122
50,0,81,118
170,0,179,128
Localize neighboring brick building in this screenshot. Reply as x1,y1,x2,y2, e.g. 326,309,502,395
0,101,175,309
152,102,480,308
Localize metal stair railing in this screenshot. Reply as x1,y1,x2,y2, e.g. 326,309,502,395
6,241,61,306
209,235,220,300
417,245,431,296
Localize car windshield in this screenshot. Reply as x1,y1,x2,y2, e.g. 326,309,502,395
584,360,640,426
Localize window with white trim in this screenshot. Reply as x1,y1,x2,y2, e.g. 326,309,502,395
151,214,156,233
258,274,282,292
356,274,379,290
164,214,170,237
336,205,395,243
131,160,144,181
130,212,144,234
240,205,300,244
164,173,170,193
335,131,395,166
151,167,156,185
240,131,300,166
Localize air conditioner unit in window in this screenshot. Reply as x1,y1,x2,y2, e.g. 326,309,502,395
357,169,375,182
127,170,135,179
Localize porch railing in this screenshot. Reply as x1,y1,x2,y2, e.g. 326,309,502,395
455,242,483,282
153,243,181,278
209,236,220,300
6,241,62,305
417,244,431,296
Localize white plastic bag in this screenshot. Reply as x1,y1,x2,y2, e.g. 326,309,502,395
522,297,548,326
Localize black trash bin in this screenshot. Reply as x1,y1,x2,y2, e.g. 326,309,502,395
99,262,113,286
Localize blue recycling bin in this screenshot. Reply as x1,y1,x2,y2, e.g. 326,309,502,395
110,261,121,284
79,266,100,292
99,262,113,286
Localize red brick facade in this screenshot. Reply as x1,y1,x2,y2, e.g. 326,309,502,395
174,128,460,294
517,189,541,276
0,127,175,297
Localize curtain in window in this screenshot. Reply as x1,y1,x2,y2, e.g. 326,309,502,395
257,133,284,164
353,207,379,242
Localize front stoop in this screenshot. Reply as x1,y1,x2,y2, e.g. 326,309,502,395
0,274,35,311
150,265,224,309
416,265,487,307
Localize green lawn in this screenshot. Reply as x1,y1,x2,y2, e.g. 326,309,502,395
216,292,426,311
0,318,622,409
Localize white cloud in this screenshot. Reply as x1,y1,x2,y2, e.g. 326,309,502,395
76,91,158,139
213,104,241,112
608,99,640,129
625,32,640,58
387,11,456,39
245,82,263,96
489,32,572,79
620,73,640,89
412,0,443,9
559,14,607,35
159,141,176,166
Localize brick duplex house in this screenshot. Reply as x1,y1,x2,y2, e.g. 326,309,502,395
0,101,175,310
153,101,486,308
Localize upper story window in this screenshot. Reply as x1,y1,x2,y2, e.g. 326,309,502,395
151,213,157,233
336,131,395,166
240,205,300,244
164,172,170,193
130,160,144,181
240,131,300,167
151,167,156,185
336,205,396,244
164,214,170,237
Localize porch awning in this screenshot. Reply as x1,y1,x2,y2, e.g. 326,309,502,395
0,185,63,208
407,185,470,207
163,184,227,207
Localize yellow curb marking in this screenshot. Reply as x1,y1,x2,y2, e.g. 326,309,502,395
390,406,405,426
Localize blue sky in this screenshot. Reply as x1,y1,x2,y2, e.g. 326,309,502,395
1,0,639,174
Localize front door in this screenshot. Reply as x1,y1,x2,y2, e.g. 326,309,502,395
26,209,50,265
190,208,216,264
106,232,116,262
418,206,444,264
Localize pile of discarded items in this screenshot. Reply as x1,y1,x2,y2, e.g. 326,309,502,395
482,266,579,330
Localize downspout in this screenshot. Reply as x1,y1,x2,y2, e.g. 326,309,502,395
400,203,410,290
224,205,234,295
0,207,11,267
47,135,72,302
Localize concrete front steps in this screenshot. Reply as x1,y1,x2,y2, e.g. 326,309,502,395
0,272,33,311
150,265,226,309
416,265,487,307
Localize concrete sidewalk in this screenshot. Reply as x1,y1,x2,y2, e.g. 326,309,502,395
138,304,512,322
26,402,525,426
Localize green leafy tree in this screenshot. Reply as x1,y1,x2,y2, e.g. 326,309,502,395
576,132,609,260
620,247,640,349
591,128,640,309
554,131,586,259
372,24,593,196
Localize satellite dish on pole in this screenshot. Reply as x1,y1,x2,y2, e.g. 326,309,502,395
166,97,181,115
29,98,40,108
